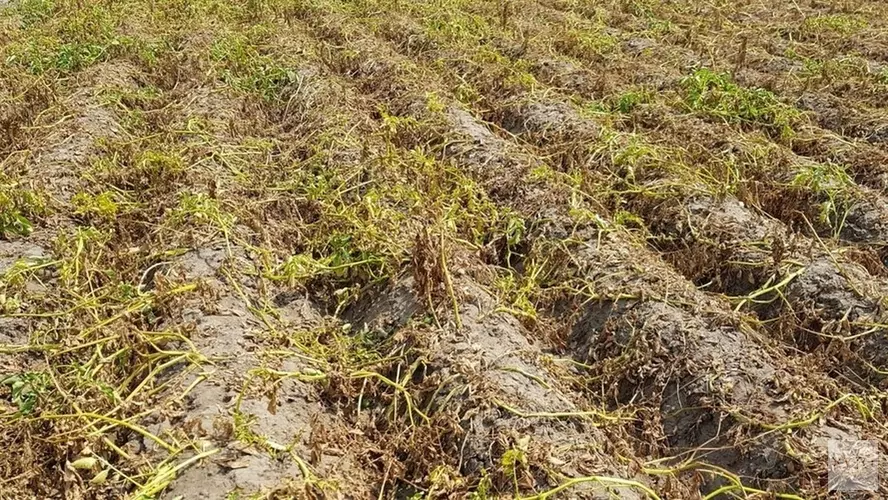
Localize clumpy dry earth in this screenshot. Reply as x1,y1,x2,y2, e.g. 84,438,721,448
1,0,888,498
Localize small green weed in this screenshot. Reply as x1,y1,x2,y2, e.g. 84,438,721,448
4,2,123,73
799,56,869,83
609,89,652,113
1,372,50,415
94,149,187,195
5,37,107,73
0,180,47,238
15,0,56,28
500,438,529,497
801,14,867,38
210,31,301,100
424,9,491,46
791,162,856,235
682,68,802,139
72,191,121,223
556,26,618,60
167,192,236,235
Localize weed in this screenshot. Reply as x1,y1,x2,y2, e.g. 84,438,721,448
800,14,867,38
1,371,49,415
606,130,660,171
791,161,856,235
72,191,121,222
425,92,447,114
167,192,236,236
613,209,646,230
15,0,55,28
468,470,494,499
424,8,491,46
427,464,465,497
798,56,869,84
0,179,47,237
4,1,124,73
681,68,803,139
95,149,187,195
610,88,652,113
5,37,105,73
493,270,539,321
556,25,618,60
500,438,529,496
211,31,302,100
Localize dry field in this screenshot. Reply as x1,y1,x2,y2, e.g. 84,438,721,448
1,0,888,497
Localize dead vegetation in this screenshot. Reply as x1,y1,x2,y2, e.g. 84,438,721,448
1,0,888,498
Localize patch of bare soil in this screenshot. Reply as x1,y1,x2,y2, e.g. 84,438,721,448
558,228,869,492
351,274,654,499
30,62,138,201
631,193,888,382
149,247,375,498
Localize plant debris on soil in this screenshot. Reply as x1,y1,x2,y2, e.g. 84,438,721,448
2,0,888,498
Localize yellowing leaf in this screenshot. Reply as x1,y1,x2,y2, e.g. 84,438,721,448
71,457,97,470
90,469,109,485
